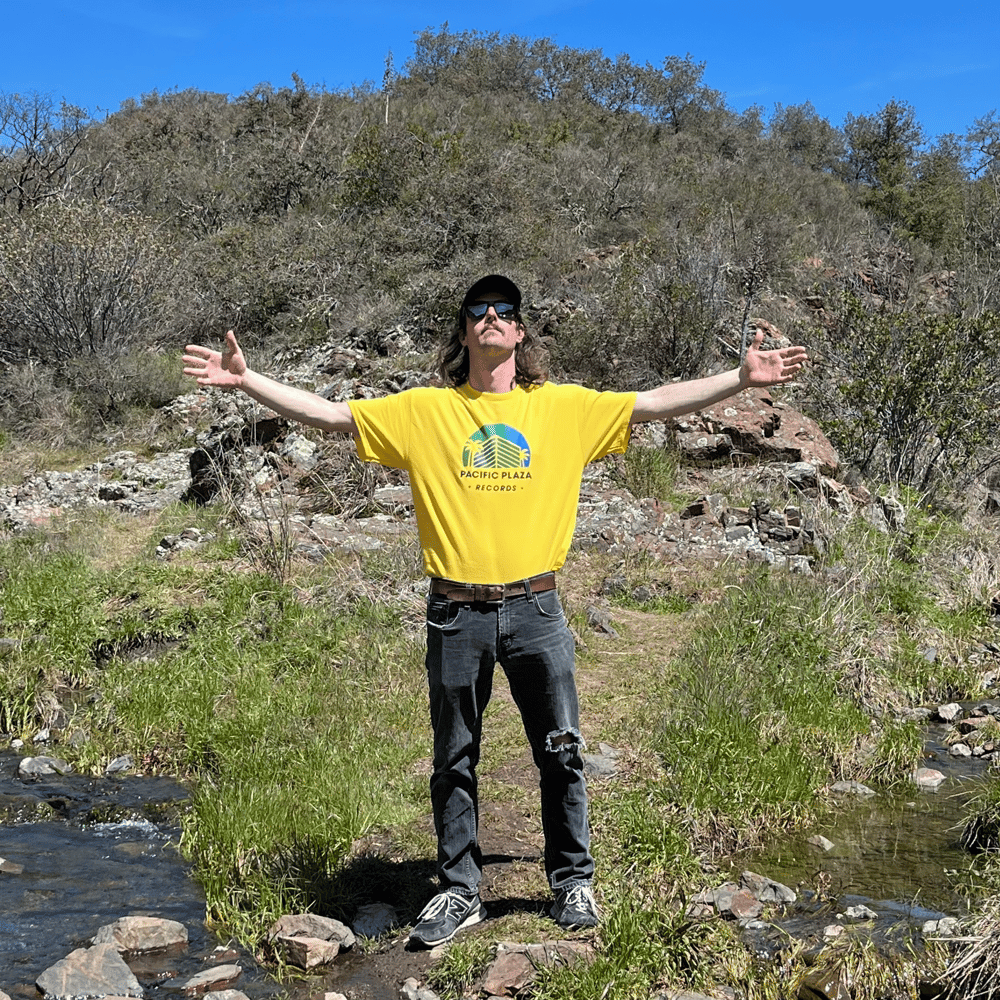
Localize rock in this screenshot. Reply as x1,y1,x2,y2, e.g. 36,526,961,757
913,767,946,788
482,941,593,997
92,915,189,952
19,755,73,778
785,462,821,493
176,964,242,994
275,934,340,969
680,494,727,522
0,856,25,874
156,528,215,560
352,901,399,937
106,754,134,775
712,883,763,920
583,743,621,779
922,917,961,937
266,913,356,950
280,432,319,472
957,716,995,733
585,604,618,636
401,978,440,1000
878,495,906,531
672,389,838,475
808,835,835,852
740,870,796,903
800,963,851,1000
937,702,963,722
829,780,875,797
839,904,878,922
36,944,143,999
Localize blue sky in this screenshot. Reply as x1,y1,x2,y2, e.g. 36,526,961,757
3,0,996,143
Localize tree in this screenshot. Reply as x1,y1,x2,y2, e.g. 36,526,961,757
0,91,89,215
843,99,923,227
963,111,1000,307
908,135,967,259
768,101,845,173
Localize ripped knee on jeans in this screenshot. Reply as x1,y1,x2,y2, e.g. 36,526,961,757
545,727,585,753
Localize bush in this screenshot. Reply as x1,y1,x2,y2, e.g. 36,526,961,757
0,203,175,364
812,294,1000,493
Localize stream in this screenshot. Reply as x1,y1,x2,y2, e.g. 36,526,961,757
0,750,281,1000
748,720,993,954
0,721,995,999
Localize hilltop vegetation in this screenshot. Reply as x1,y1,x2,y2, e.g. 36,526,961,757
1,25,999,493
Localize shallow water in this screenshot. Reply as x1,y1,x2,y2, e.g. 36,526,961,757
752,722,992,925
0,751,280,1000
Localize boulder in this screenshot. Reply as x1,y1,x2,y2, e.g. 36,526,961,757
672,390,838,475
92,915,188,952
176,965,242,995
274,934,340,970
36,944,142,999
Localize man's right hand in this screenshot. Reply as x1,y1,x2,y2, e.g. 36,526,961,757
183,330,247,390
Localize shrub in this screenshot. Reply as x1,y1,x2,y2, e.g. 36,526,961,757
0,202,175,364
813,294,1000,493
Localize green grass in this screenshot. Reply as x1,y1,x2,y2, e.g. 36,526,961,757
615,444,682,502
1,481,997,995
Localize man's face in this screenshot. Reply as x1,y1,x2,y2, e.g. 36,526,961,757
460,293,525,358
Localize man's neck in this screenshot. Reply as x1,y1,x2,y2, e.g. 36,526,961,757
466,356,518,394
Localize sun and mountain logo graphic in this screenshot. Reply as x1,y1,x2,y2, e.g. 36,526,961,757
462,424,531,468
460,425,532,490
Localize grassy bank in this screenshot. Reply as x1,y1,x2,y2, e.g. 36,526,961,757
1,471,998,997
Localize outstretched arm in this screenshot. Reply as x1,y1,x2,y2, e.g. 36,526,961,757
182,330,358,436
630,330,808,425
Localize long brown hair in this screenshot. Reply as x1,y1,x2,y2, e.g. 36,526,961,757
436,306,549,388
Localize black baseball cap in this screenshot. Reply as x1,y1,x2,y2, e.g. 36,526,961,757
461,274,522,313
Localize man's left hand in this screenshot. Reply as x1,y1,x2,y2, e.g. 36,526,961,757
741,330,808,388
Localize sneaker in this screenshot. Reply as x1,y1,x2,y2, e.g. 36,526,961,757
550,883,599,930
408,890,484,948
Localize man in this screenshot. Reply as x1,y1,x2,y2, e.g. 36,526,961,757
183,274,807,948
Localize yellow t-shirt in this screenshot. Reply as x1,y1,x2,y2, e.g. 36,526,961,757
349,382,636,583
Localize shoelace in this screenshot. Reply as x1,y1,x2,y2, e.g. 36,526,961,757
560,885,597,914
419,892,473,921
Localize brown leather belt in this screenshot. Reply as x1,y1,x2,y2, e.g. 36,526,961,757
429,572,557,603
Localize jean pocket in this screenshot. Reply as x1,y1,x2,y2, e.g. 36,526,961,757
532,588,567,621
426,594,463,631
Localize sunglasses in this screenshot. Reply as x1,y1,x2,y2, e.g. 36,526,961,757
466,301,517,319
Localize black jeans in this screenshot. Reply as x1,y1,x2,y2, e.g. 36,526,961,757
425,585,594,895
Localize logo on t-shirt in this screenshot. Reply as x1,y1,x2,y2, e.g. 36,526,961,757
462,424,531,469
